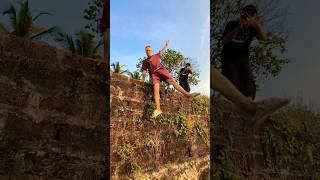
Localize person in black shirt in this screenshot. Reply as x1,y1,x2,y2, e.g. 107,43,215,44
179,63,192,92
221,5,268,100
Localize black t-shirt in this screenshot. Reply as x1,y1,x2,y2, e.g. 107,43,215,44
221,20,257,62
179,68,191,82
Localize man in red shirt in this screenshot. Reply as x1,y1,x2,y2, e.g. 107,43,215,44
141,40,200,118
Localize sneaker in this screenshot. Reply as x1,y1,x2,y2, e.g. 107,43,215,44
251,97,290,127
152,110,163,118
190,92,201,98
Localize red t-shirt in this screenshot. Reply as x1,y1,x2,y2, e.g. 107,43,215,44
141,53,165,74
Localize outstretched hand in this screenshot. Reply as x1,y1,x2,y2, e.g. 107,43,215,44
159,40,170,54
164,40,169,47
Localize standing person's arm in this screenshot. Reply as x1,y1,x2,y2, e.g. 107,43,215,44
179,68,186,75
223,21,246,45
248,16,268,41
159,40,169,55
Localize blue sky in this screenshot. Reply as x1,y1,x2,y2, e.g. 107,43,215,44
0,0,90,34
110,0,210,95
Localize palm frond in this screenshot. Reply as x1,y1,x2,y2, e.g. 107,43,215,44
111,62,129,74
3,4,17,30
93,38,103,55
76,30,98,57
52,30,76,53
30,26,59,39
16,0,32,37
130,71,142,80
32,12,51,22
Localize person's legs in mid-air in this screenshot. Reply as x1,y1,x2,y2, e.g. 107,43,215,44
211,65,290,126
151,69,200,118
166,78,192,97
159,68,198,97
212,65,256,113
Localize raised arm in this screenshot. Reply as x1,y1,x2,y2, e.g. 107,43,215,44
159,40,169,55
223,24,242,44
248,16,268,41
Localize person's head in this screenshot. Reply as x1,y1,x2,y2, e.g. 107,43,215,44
145,45,153,57
185,63,191,68
240,5,258,20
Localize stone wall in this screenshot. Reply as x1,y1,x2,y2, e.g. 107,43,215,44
0,33,107,179
0,32,210,179
110,73,210,179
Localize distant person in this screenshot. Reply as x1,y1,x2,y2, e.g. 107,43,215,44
221,5,268,100
178,63,192,92
211,65,290,127
141,40,200,118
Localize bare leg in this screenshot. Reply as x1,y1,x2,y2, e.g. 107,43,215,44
211,65,256,113
166,78,191,97
153,83,161,111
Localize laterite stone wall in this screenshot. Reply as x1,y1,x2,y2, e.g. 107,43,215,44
0,33,107,179
110,73,210,179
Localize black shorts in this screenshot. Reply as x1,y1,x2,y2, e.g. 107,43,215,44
221,56,256,99
179,80,190,92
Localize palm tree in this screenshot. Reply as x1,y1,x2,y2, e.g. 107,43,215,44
54,30,103,58
2,0,58,39
111,62,129,74
130,70,142,80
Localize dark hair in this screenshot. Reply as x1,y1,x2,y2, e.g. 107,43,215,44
186,63,191,67
242,5,257,16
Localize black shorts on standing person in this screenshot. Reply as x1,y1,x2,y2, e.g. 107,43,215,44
221,5,261,99
179,63,192,92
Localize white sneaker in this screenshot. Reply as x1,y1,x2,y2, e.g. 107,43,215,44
152,110,163,118
190,92,201,98
251,97,290,127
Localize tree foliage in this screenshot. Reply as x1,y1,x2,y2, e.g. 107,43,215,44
111,61,129,74
83,0,104,34
130,70,142,80
53,30,103,58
